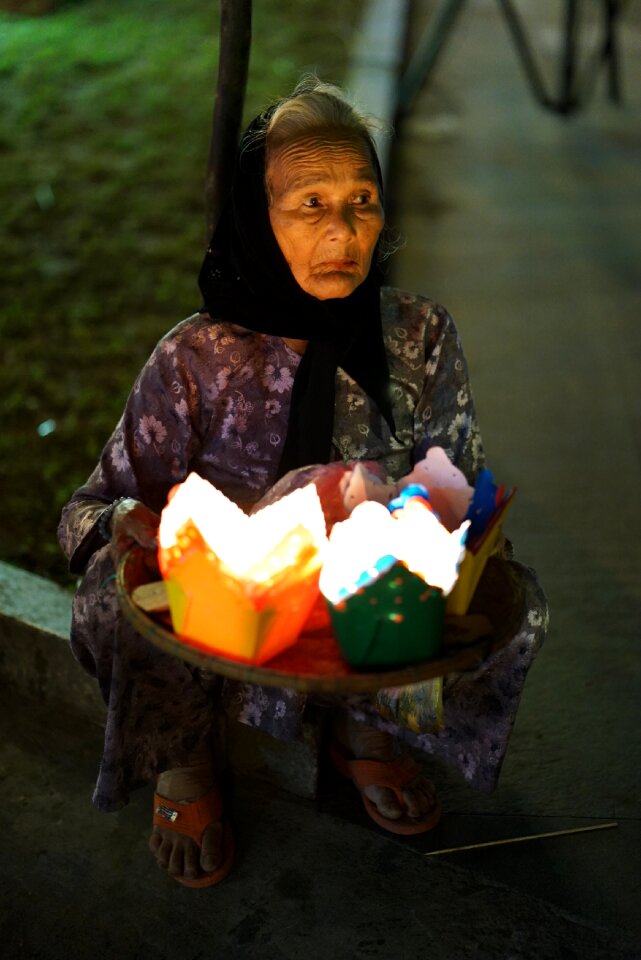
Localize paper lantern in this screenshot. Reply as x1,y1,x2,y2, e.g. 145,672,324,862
326,564,446,668
393,449,517,616
446,489,515,615
158,473,328,664
320,494,468,667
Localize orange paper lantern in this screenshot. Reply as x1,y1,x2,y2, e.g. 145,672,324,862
158,473,328,664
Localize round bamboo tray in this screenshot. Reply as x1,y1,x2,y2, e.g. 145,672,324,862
117,548,524,694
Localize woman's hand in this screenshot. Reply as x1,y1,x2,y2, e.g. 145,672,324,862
108,498,160,567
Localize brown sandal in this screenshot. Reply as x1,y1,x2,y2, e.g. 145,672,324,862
330,739,441,835
152,783,235,888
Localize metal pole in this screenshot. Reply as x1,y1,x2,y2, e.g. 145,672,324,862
204,0,252,240
496,0,553,109
559,0,579,113
397,0,467,118
603,0,622,103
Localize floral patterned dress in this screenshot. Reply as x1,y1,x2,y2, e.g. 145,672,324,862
58,287,547,811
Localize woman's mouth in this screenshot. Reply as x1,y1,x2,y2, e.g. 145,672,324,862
315,260,359,273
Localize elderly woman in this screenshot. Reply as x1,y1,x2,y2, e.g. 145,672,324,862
58,79,547,888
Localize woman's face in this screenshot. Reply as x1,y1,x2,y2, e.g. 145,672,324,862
267,131,384,300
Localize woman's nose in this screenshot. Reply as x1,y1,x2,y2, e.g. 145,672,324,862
325,205,356,240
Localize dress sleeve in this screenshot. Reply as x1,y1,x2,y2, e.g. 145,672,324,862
58,325,203,573
413,303,485,484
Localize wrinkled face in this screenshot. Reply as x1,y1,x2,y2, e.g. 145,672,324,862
266,131,384,300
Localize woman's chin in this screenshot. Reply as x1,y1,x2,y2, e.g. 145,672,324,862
303,273,364,300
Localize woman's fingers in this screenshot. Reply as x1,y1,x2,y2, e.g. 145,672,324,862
109,499,159,560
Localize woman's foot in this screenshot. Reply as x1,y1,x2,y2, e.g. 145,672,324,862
148,746,224,882
333,709,438,823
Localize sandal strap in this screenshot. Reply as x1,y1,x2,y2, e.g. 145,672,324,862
153,783,223,848
347,755,423,805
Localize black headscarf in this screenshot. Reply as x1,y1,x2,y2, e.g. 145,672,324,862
198,108,396,478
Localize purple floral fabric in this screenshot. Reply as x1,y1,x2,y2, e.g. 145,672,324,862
59,288,547,811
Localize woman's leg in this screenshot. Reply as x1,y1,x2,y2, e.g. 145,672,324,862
348,560,549,792
70,546,224,876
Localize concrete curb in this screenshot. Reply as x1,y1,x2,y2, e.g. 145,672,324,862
0,559,322,797
0,560,105,725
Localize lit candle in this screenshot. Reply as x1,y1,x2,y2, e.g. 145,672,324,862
319,492,469,668
319,496,469,604
158,473,328,663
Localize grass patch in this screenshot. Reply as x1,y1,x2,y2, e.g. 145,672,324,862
0,0,363,584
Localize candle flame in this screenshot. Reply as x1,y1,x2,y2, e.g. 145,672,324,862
159,472,327,591
319,497,468,604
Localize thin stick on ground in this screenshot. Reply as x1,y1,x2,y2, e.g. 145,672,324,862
425,821,618,856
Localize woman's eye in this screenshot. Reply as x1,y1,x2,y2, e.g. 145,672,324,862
302,197,321,209
353,193,372,206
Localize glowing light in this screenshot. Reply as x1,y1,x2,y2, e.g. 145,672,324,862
158,473,328,663
159,472,326,586
319,496,468,604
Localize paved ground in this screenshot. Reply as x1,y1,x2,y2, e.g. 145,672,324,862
389,0,641,944
1,1,640,958
1,689,638,960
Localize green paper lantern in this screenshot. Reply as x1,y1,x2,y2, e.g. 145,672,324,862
327,563,445,668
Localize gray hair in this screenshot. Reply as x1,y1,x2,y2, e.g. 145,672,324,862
265,77,382,161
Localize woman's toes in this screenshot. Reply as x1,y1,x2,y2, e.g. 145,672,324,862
156,835,174,870
201,822,224,873
365,785,403,819
403,777,436,818
182,841,200,880
148,829,162,857
402,785,423,818
167,839,188,878
151,827,206,880
423,781,437,809
150,819,224,880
